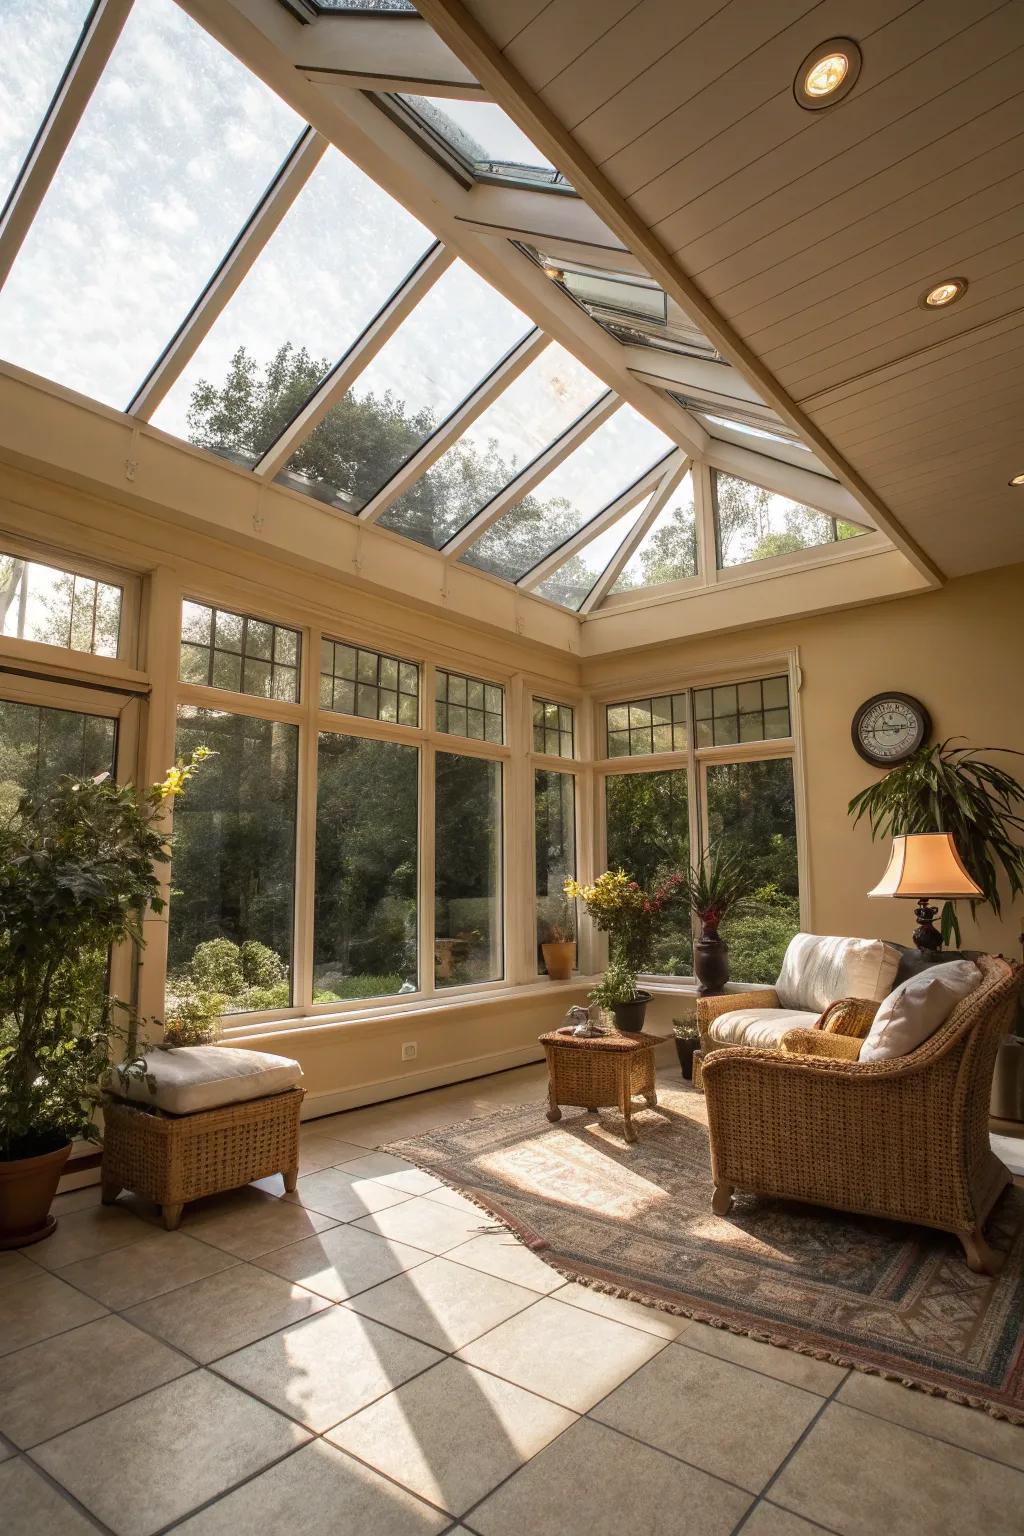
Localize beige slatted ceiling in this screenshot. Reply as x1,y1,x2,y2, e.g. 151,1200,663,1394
449,0,1024,577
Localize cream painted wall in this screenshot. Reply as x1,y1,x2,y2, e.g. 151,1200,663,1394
584,562,1024,962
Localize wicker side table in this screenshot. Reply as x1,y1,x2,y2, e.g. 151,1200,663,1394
539,1029,664,1144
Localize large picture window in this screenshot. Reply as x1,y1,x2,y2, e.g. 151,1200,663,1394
168,707,299,1016
434,752,502,987
314,732,419,1003
705,758,799,984
606,768,691,976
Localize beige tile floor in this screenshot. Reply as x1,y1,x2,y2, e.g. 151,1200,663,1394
1,1061,1023,1536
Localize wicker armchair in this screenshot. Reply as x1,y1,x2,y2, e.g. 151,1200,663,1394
702,955,1022,1275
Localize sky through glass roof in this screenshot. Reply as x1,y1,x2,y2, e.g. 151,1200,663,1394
396,95,571,188
0,0,93,210
533,500,651,610
612,472,697,593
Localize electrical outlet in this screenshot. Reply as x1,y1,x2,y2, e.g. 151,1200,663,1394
401,1042,417,1062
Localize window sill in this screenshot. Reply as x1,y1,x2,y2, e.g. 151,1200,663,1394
221,975,601,1043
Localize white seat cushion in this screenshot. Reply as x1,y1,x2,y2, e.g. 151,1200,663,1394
775,932,901,1013
708,1008,820,1050
111,1046,303,1116
859,960,981,1062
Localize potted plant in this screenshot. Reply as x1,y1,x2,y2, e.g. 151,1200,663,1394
672,1019,700,1080
566,869,684,1031
540,893,576,980
683,843,753,996
0,752,209,1248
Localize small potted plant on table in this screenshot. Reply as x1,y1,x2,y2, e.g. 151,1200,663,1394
566,869,684,1032
0,753,208,1248
540,893,577,980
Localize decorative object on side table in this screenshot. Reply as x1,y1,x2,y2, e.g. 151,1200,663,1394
540,892,577,980
0,750,211,1249
672,1019,700,1080
683,842,753,996
558,1004,605,1039
540,1026,664,1144
565,868,685,1031
850,737,1024,946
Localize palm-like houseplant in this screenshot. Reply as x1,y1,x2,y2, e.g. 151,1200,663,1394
848,739,1024,945
0,752,208,1247
683,843,753,996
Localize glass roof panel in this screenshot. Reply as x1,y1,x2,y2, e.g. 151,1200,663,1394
533,500,651,611
396,95,570,189
278,259,532,512
377,342,604,549
612,471,697,593
715,471,864,567
0,0,302,409
151,148,432,460
460,405,670,583
314,2,416,9
0,0,93,209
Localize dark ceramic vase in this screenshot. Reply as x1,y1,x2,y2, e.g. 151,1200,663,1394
694,921,730,997
611,990,652,1033
674,1035,698,1080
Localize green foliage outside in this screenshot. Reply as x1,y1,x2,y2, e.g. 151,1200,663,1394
716,473,862,567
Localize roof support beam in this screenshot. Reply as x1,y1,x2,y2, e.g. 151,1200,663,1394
0,0,132,291
295,13,481,97
624,350,767,408
580,456,692,614
441,389,620,559
358,327,548,524
253,241,452,482
129,126,329,420
705,441,875,529
519,450,683,591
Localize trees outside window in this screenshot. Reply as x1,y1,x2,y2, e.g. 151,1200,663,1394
535,769,575,971
706,758,799,983
435,752,502,987
606,769,691,975
714,471,863,567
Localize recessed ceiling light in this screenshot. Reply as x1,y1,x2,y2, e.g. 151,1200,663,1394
1009,473,1024,487
919,277,968,310
794,39,861,109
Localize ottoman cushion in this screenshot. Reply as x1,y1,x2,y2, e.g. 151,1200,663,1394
112,1045,303,1116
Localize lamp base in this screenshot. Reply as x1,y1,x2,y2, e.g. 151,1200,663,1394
912,899,943,952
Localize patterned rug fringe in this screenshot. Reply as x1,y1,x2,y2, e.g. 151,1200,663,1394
384,1130,1024,1429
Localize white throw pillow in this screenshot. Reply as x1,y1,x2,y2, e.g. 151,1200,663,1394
859,960,981,1063
775,932,901,1013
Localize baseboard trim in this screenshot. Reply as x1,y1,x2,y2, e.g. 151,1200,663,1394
301,1044,546,1121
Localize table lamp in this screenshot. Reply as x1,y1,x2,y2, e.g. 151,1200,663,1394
868,832,982,951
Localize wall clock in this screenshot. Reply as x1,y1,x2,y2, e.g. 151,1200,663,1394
852,693,931,766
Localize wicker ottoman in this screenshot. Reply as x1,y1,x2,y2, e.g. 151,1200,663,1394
101,1047,304,1230
540,1029,664,1143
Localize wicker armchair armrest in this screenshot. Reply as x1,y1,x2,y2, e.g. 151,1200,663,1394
781,1028,862,1061
696,989,780,1028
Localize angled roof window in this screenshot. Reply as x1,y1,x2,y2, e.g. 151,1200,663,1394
151,147,432,461
461,405,671,583
0,0,303,410
714,470,866,569
391,95,572,191
612,472,697,594
533,501,651,611
310,1,416,9
279,259,532,512
0,0,93,209
378,342,605,549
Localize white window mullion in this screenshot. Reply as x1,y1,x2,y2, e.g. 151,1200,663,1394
292,622,320,1016
419,664,438,999
694,460,718,587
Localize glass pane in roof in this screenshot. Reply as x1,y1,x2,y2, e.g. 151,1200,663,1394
0,0,302,409
152,148,432,461
278,259,531,513
715,471,864,567
533,500,650,611
377,342,604,549
315,2,416,9
397,95,569,188
461,405,670,583
612,471,697,592
0,0,92,209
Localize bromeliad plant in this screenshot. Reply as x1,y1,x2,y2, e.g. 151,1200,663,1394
849,739,1024,944
0,750,212,1161
683,843,753,939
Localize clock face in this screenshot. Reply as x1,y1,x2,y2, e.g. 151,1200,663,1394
852,693,931,766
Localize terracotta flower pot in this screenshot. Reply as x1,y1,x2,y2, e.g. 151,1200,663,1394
542,941,576,980
0,1141,72,1250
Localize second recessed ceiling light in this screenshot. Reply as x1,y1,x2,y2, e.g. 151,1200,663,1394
794,39,862,109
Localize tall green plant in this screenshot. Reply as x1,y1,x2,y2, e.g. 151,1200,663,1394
848,739,1024,944
0,752,210,1159
683,842,753,931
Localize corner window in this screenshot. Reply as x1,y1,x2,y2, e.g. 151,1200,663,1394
533,699,574,758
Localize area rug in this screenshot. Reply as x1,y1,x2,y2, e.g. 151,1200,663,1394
387,1086,1024,1423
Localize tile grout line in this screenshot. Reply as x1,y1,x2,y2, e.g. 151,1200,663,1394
727,1369,853,1535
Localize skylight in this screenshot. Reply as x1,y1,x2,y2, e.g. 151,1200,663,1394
533,501,651,611
0,0,302,408
151,146,433,457
394,95,571,190
278,259,532,512
715,471,865,568
378,342,604,549
612,473,697,593
461,406,671,583
0,0,93,209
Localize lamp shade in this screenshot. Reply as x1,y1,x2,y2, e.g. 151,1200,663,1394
868,833,982,900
